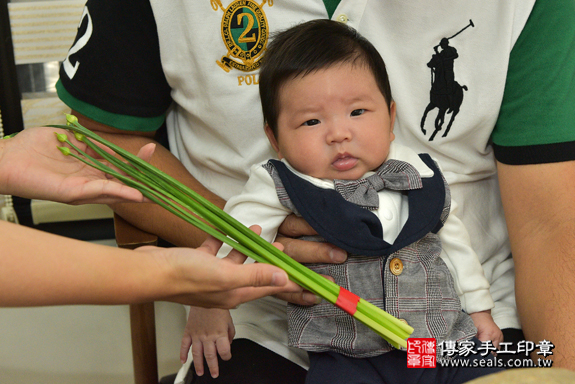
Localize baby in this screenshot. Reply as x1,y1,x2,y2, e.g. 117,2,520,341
184,20,503,384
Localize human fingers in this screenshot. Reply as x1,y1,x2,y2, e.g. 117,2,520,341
97,142,156,181
491,329,504,350
67,179,145,205
275,235,347,264
222,227,286,267
203,340,221,378
216,336,232,362
223,225,262,265
228,319,235,342
274,274,334,305
191,340,206,377
274,289,322,306
136,142,156,163
137,245,298,308
180,333,193,364
86,139,154,178
82,137,116,159
476,325,501,349
196,263,301,309
276,215,347,264
196,233,225,256
277,214,316,237
477,327,502,356
210,334,233,378
225,261,293,290
79,134,153,162
186,307,231,376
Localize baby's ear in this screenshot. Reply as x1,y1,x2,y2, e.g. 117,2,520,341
388,101,397,142
264,125,281,155
389,101,397,132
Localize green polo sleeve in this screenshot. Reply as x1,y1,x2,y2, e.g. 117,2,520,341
492,0,575,165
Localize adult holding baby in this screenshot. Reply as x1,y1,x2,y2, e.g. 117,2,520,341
54,1,575,382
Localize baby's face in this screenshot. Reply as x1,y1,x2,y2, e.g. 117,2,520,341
268,62,395,180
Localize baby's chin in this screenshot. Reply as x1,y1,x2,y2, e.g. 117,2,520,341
322,168,371,181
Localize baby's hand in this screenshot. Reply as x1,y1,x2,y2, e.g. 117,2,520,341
469,310,503,350
180,307,235,379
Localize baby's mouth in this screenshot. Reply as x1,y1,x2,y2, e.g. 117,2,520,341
332,153,358,171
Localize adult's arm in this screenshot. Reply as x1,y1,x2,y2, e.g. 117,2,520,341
497,161,575,367
492,0,575,368
0,220,297,308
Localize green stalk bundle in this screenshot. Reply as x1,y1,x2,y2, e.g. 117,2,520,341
51,115,413,348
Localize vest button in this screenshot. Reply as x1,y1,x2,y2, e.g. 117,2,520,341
337,14,349,24
390,258,403,275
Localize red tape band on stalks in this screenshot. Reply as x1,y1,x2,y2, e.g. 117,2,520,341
335,287,360,316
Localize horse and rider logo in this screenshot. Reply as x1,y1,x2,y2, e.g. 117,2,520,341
212,0,272,73
421,20,474,141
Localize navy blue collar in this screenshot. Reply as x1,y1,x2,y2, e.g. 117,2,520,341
268,154,445,256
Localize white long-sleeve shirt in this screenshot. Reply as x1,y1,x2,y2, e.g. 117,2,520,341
222,143,494,315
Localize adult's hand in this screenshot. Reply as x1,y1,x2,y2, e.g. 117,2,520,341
274,214,347,305
0,221,298,308
0,126,153,204
138,226,301,309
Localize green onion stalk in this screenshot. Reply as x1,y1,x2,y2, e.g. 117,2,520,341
51,114,413,348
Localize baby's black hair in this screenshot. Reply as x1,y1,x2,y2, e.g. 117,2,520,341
259,19,393,137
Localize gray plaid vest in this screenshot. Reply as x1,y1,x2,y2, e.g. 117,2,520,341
264,156,477,358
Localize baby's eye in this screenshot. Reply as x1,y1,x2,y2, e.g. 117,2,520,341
302,119,320,126
351,109,365,117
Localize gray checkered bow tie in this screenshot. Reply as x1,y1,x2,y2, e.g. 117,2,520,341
334,159,423,210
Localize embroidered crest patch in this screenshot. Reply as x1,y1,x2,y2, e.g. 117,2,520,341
212,0,271,72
